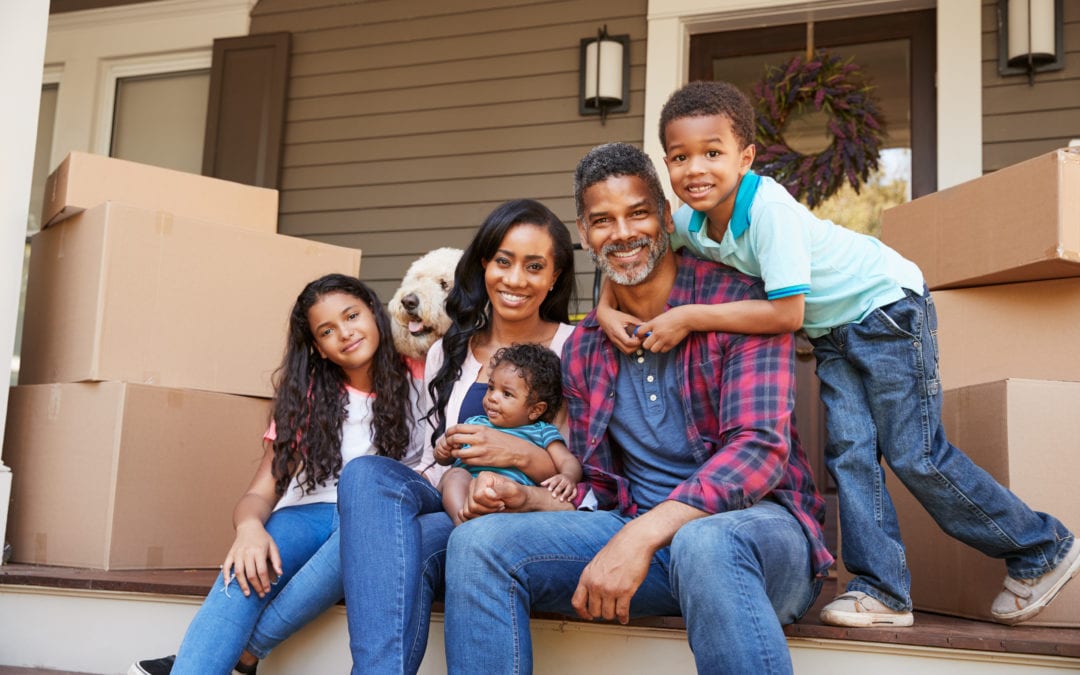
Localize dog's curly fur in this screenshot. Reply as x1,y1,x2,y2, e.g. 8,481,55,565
388,247,463,363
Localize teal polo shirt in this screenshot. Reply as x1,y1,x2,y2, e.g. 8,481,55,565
671,172,924,338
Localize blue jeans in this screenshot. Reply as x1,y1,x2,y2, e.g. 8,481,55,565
811,286,1074,611
337,455,453,675
172,502,344,675
444,501,819,675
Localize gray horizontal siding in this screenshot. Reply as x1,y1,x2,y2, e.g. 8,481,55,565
251,0,646,310
981,0,1080,171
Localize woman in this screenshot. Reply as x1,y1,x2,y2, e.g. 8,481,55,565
337,198,576,674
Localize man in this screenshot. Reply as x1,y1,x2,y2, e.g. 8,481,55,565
443,143,832,674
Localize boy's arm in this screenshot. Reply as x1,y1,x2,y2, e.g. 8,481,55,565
595,277,646,354
636,294,804,352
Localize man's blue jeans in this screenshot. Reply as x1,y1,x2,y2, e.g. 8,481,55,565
811,286,1073,611
172,502,344,675
337,455,453,675
444,501,819,675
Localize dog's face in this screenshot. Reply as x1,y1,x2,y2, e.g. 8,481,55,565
388,247,463,361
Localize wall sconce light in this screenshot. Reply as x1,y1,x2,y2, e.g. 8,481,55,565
579,25,629,124
998,0,1063,85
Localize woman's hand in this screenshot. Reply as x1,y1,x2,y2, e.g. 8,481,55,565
222,520,282,598
444,423,555,479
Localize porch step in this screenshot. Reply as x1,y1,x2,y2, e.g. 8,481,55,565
2,564,1079,674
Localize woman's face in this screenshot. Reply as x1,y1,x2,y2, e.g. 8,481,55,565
482,224,560,326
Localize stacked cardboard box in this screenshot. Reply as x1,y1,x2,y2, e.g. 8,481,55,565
835,148,1080,627
3,153,363,570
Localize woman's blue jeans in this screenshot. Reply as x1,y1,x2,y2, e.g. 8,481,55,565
811,286,1073,611
172,502,343,675
444,501,820,675
337,455,453,675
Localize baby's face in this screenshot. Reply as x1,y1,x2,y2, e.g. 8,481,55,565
483,363,537,428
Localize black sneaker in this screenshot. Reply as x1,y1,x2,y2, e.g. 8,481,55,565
128,655,175,675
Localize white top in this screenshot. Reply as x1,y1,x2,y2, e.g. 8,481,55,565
419,322,575,485
272,380,426,511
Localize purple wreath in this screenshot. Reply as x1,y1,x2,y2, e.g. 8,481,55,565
752,52,886,208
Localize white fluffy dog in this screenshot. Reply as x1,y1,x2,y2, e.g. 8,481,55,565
388,247,463,371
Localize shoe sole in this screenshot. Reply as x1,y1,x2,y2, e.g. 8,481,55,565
992,545,1080,625
820,609,915,628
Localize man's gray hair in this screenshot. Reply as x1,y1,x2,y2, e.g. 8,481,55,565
573,142,667,221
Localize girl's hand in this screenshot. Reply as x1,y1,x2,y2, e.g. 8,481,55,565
541,473,578,502
635,306,692,354
597,303,644,355
222,520,282,598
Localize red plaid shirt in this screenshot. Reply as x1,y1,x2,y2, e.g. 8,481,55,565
563,252,833,577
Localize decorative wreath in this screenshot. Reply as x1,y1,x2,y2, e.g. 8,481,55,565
752,52,886,208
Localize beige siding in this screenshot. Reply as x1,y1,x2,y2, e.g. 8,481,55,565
981,0,1080,172
250,0,647,311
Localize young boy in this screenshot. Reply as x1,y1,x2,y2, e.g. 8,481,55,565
433,343,581,525
597,80,1079,627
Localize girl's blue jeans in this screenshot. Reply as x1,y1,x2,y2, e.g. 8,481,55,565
444,501,820,675
811,286,1074,611
337,455,452,675
172,502,343,675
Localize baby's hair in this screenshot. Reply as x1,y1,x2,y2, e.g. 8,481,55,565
271,274,414,497
573,142,667,221
489,343,563,423
658,81,756,151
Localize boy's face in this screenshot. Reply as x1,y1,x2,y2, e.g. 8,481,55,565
663,114,755,221
483,363,544,428
576,174,673,287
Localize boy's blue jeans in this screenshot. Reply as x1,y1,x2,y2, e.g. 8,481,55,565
811,286,1073,611
444,501,820,675
172,502,343,675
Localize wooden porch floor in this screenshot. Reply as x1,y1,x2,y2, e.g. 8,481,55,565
2,563,1078,660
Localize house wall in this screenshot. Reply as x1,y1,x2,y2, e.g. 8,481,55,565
981,0,1080,171
248,0,648,310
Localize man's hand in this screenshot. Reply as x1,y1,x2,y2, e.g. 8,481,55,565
571,527,651,624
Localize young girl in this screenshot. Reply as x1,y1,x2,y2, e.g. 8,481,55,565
130,274,424,675
433,343,582,525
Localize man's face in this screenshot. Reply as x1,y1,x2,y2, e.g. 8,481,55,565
576,175,671,287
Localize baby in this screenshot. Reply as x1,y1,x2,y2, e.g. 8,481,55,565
434,343,582,525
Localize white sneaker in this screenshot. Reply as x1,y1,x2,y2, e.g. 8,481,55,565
991,540,1080,625
820,591,914,627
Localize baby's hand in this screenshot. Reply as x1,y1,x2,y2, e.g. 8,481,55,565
541,473,578,502
433,434,458,465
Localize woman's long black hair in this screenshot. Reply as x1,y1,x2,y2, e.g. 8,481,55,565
427,198,574,445
272,274,414,497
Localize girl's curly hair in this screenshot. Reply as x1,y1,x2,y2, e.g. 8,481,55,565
271,274,414,497
489,343,563,423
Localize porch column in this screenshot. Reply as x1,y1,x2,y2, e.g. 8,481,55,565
0,1,49,552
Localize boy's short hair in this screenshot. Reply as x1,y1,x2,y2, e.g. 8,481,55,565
659,81,755,151
573,142,666,221
489,343,562,423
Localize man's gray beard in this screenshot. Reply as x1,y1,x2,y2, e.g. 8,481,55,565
589,230,670,286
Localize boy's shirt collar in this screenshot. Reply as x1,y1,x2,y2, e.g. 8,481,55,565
687,170,761,239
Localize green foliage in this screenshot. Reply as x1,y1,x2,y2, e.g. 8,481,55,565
810,168,908,238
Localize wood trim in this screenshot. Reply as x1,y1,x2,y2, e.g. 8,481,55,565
202,31,290,188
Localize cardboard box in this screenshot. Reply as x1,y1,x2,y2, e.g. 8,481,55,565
3,382,270,570
882,147,1080,290
837,379,1080,626
19,202,361,398
42,151,279,233
933,277,1080,390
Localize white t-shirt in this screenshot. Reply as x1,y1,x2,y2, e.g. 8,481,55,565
271,380,426,511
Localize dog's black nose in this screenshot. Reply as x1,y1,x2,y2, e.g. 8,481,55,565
401,293,419,311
